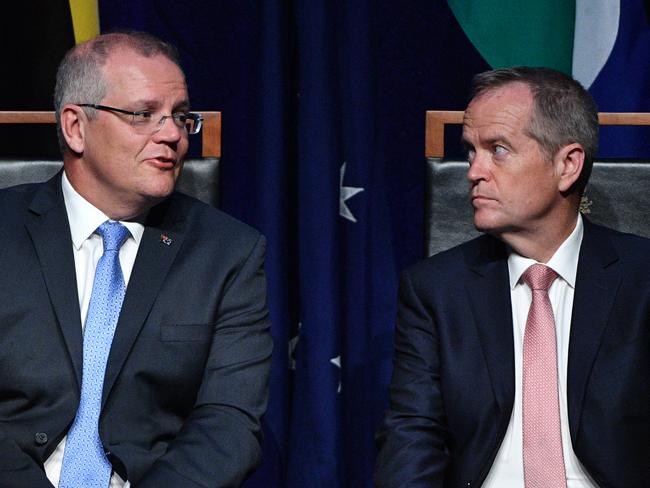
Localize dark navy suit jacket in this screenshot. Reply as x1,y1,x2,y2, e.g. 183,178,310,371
0,174,272,487
375,219,650,488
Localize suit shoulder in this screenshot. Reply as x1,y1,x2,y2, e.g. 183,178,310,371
0,183,44,225
0,182,42,204
586,220,650,257
171,192,264,246
401,233,493,284
601,226,650,248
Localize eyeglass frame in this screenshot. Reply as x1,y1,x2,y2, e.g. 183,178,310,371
75,103,203,135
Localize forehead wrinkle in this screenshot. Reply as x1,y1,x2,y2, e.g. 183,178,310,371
102,52,187,104
462,120,518,150
463,88,533,148
127,96,190,110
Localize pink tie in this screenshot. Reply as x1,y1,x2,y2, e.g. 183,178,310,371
522,264,567,488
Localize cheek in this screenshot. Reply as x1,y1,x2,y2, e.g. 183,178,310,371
178,138,190,158
99,133,147,168
91,141,130,175
494,172,536,215
518,174,557,212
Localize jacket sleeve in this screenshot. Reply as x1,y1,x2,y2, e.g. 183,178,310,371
136,235,273,488
374,269,449,487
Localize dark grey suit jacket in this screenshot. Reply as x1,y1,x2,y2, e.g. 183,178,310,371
375,219,650,487
0,173,273,487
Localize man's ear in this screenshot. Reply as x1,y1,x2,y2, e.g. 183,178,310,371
60,105,87,154
555,143,585,193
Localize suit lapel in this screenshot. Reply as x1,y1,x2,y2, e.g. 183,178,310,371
102,196,188,405
567,220,621,442
25,174,84,386
464,237,515,418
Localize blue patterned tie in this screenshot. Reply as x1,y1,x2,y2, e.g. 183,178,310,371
59,221,130,488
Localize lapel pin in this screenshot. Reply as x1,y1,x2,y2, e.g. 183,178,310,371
159,234,173,246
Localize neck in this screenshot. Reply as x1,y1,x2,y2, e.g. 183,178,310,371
64,163,160,221
498,212,579,263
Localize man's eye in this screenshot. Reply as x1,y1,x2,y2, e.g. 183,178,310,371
173,113,189,123
133,111,153,123
466,148,476,161
493,145,507,156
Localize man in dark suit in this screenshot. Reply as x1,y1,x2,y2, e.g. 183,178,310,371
375,67,649,487
0,31,272,487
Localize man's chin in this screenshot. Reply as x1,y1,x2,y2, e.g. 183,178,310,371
145,174,179,198
473,215,493,233
134,184,177,212
473,216,506,236
146,188,175,203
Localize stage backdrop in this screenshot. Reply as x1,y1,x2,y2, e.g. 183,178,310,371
2,1,649,486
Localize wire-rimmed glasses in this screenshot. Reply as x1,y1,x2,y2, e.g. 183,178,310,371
76,103,203,135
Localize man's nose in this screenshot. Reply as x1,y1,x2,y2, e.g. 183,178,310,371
467,152,489,183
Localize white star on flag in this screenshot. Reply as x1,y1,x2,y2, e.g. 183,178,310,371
330,355,341,393
339,162,364,223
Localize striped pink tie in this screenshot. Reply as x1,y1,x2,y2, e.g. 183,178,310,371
522,264,567,488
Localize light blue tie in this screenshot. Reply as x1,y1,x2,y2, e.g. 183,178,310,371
59,221,130,488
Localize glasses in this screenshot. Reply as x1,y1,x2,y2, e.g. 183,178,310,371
77,103,203,135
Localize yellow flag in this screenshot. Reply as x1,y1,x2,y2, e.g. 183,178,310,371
68,0,99,44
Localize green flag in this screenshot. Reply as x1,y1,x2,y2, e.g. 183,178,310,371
448,0,576,74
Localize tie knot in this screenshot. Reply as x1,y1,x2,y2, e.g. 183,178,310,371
97,221,130,252
522,263,558,291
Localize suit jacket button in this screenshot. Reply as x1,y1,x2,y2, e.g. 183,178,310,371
34,432,48,445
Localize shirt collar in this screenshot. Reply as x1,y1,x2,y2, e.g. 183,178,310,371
507,214,584,290
61,171,146,250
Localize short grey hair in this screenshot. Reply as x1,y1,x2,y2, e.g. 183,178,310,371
53,30,183,153
470,66,599,194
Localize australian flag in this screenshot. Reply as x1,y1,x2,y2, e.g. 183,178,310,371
283,2,397,486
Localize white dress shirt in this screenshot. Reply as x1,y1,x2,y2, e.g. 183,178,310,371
44,172,144,488
483,214,598,488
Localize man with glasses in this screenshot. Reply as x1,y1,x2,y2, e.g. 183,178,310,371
0,31,272,487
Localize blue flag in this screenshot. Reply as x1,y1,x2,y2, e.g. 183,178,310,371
286,2,397,486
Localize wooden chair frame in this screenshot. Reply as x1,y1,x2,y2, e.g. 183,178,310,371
426,110,650,158
0,110,221,158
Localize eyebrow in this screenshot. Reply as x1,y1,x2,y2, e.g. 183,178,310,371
173,100,191,112
483,135,512,147
129,99,191,111
462,133,513,149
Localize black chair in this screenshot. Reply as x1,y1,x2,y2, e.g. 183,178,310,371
425,110,650,256
0,111,221,207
